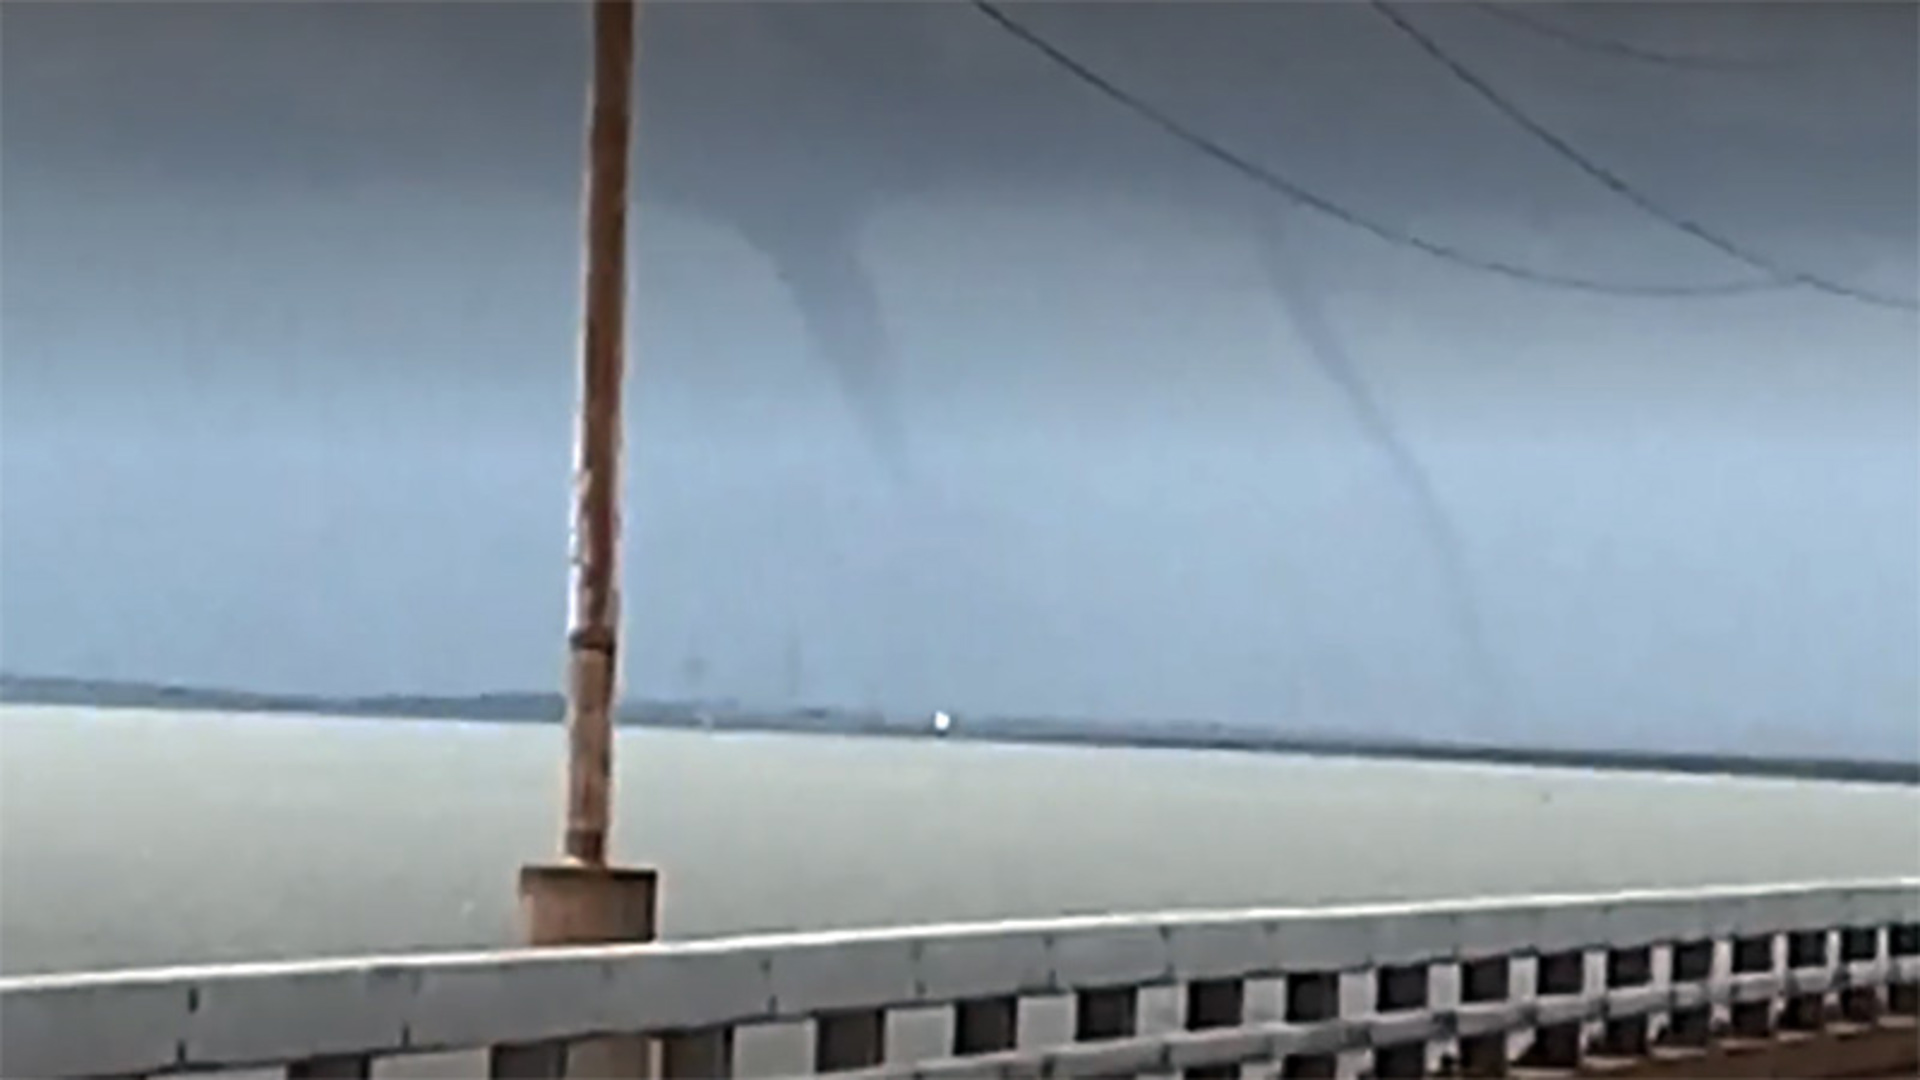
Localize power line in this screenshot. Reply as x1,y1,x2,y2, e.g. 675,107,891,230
1469,2,1768,72
969,1,1780,301
1374,1,1919,313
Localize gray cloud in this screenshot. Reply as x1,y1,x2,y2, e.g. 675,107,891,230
2,2,1914,757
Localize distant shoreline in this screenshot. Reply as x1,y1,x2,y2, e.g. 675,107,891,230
4,674,1916,787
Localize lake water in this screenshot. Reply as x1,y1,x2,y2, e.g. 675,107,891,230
4,704,1918,978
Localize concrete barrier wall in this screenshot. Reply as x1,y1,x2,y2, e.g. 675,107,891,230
4,878,1917,1077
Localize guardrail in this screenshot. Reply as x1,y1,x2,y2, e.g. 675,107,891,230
4,879,1917,1078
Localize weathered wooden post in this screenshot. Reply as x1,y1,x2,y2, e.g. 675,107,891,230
505,1,655,1076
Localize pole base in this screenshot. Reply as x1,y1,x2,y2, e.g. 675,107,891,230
517,862,659,1077
518,861,658,947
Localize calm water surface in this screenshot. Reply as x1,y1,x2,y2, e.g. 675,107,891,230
4,705,1917,976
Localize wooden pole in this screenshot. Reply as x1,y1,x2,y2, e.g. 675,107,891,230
563,0,637,868
502,15,655,1077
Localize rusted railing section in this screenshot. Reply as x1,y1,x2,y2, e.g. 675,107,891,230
3,879,1916,1078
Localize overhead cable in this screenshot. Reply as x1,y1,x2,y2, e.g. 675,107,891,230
1375,1,1918,313
969,1,1781,301
1469,2,1769,72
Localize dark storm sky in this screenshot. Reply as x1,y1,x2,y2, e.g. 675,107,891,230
2,2,1915,757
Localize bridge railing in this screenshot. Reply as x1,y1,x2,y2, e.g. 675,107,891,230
4,879,1917,1078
